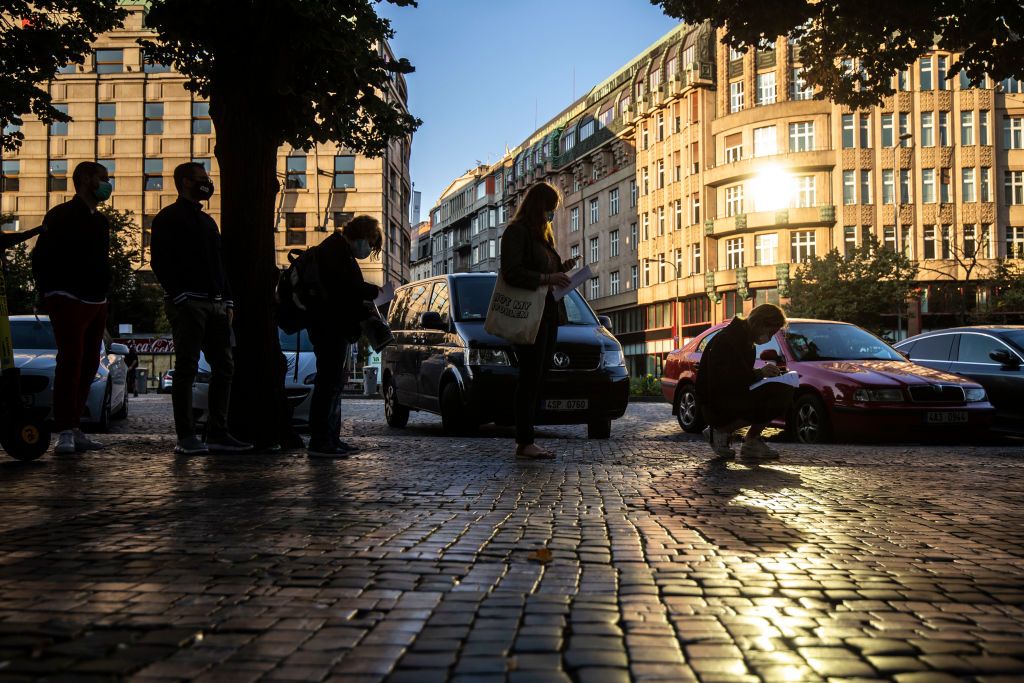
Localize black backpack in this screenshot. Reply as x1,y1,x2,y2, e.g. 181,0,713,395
276,247,325,334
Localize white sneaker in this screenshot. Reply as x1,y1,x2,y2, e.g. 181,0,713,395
740,438,781,461
72,428,104,451
54,431,76,455
703,426,735,458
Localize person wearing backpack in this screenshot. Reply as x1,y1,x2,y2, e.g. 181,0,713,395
297,215,384,458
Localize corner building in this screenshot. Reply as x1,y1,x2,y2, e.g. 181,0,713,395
0,1,413,288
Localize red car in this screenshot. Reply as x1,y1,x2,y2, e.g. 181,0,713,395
662,319,995,443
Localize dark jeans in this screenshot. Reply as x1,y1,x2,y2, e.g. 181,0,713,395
512,298,559,446
46,296,107,432
704,382,795,429
307,323,351,448
166,300,234,439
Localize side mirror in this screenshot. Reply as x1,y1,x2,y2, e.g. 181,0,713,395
420,311,448,332
598,315,613,331
897,350,910,359
109,343,130,356
990,349,1021,367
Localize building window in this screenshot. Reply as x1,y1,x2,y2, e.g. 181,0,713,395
609,187,619,216
980,110,990,144
756,72,776,105
144,158,163,191
859,114,871,147
981,167,991,202
659,254,666,282
920,56,933,90
922,168,936,203
144,103,163,135
883,226,897,252
610,229,620,257
643,259,650,287
1004,116,1024,149
656,112,664,141
882,169,895,204
841,114,855,148
143,59,170,74
753,125,777,157
333,212,354,229
881,114,894,147
860,170,872,204
791,230,816,262
844,226,857,257
724,291,741,319
589,236,599,263
901,226,913,258
962,111,976,145
675,248,683,277
1007,226,1024,259
788,122,814,152
570,244,580,261
47,159,67,192
938,111,950,146
610,271,620,295
631,265,639,290
940,168,951,203
755,233,778,265
724,132,742,162
657,206,665,235
923,226,938,259
792,175,815,207
899,113,911,146
570,206,580,232
630,222,638,252
489,239,496,259
1,160,19,192
589,198,599,224
963,224,992,259
285,155,307,189
641,126,649,150
791,67,811,100
1006,170,1024,205
725,185,744,217
726,237,744,269
937,55,949,90
729,81,744,113
95,49,123,74
642,214,649,240
49,104,68,136
334,155,355,188
921,112,934,147
96,103,116,136
286,213,306,246
961,167,976,202
656,159,665,188
690,193,700,224
691,242,702,273
674,199,683,230
843,170,856,205
641,167,649,194
98,159,115,189
191,102,212,134
589,277,600,300
629,179,637,207
900,169,912,203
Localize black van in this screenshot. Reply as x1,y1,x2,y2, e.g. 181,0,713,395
381,273,629,438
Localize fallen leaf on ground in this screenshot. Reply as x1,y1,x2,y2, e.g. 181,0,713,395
527,548,553,563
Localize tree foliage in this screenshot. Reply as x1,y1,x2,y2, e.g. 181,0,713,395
0,0,128,151
652,0,1024,108
786,237,918,334
991,259,1024,314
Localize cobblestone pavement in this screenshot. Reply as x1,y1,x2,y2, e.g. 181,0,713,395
0,395,1022,682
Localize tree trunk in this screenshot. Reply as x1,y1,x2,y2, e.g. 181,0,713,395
210,90,286,449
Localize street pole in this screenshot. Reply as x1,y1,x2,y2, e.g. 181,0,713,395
896,132,914,341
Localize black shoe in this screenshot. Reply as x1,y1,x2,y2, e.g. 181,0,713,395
206,433,254,453
308,443,355,459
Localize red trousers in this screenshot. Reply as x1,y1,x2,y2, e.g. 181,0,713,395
46,296,108,431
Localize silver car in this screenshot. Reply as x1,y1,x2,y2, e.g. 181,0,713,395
193,328,316,428
9,315,130,431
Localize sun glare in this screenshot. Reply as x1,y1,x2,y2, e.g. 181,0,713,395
749,164,794,212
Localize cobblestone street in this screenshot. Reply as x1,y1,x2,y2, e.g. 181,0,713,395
0,395,1022,682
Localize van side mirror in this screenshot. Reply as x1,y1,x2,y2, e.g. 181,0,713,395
598,315,613,331
420,311,448,332
990,349,1020,367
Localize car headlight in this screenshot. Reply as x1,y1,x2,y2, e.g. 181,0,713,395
853,388,904,402
303,373,317,385
965,387,987,402
602,349,625,367
467,349,510,366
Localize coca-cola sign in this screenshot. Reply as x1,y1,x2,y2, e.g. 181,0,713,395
114,338,175,354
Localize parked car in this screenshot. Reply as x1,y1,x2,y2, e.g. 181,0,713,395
193,328,317,427
9,314,130,431
662,318,994,444
158,369,175,393
895,326,1024,433
380,273,629,438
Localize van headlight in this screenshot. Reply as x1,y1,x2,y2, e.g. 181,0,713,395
467,349,510,366
602,349,625,367
965,387,987,402
853,388,903,402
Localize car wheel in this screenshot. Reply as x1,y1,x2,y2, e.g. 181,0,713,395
674,384,706,434
587,419,612,439
384,378,410,428
788,393,830,444
96,383,112,433
440,383,476,436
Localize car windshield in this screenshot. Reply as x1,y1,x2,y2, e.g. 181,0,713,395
453,276,598,325
10,320,57,350
785,322,904,362
278,328,314,353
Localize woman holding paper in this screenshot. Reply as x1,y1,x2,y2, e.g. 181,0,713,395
695,303,794,461
500,182,577,459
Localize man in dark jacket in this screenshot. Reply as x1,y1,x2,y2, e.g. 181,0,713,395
31,161,112,455
150,162,251,455
695,303,793,461
301,215,382,458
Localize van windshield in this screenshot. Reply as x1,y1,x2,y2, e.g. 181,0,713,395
453,275,598,325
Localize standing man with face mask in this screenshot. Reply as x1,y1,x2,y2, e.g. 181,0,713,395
31,161,113,455
301,215,383,458
150,162,252,455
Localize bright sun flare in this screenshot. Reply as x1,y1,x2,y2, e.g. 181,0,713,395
749,164,794,212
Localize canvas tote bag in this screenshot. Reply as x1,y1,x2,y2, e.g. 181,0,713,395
484,274,547,345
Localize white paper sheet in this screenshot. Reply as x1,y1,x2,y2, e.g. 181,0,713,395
552,265,593,301
373,282,395,306
749,370,799,390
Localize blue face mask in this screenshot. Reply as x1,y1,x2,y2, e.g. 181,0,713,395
352,238,372,259
94,180,113,202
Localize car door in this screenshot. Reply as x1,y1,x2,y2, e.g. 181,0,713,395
951,332,1023,421
903,333,955,372
418,280,452,410
394,283,430,405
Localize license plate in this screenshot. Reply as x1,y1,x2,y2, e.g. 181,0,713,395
543,399,589,411
926,411,968,424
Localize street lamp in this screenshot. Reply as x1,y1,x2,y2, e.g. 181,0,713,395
664,258,683,351
894,131,914,340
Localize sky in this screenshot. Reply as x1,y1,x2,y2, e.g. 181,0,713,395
375,0,681,221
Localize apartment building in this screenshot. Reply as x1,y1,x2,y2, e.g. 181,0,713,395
410,221,432,282
428,166,506,277
0,1,414,287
